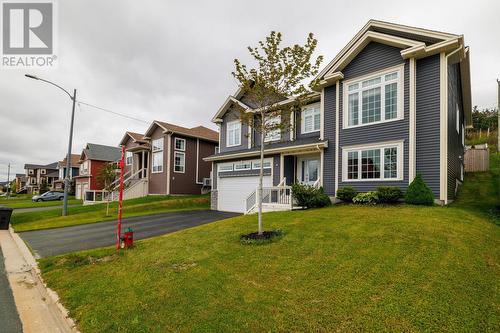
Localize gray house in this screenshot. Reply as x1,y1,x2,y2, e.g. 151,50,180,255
205,20,472,213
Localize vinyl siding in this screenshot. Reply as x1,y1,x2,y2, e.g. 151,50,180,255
219,108,248,153
415,54,441,198
337,42,410,192
447,62,465,200
323,85,336,195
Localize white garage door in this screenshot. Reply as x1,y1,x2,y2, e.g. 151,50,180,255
218,175,272,213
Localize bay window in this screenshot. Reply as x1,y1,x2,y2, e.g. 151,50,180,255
226,120,241,147
152,138,163,173
343,141,403,181
301,103,320,133
344,66,403,128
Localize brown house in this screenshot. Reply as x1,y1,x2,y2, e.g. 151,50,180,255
120,121,218,196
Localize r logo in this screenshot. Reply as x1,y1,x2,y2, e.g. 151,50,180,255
2,1,53,54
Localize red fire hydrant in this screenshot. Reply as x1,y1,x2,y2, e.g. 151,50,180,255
121,227,134,249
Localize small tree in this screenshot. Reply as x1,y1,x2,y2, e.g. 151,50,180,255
232,31,323,235
39,179,49,194
96,162,118,216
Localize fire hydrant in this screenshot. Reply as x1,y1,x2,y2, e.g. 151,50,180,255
120,227,134,249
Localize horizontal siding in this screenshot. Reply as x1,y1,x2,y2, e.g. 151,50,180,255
323,85,336,195
220,108,248,153
415,54,441,198
338,42,409,193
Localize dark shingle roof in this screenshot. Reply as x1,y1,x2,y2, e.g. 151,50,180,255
24,162,58,170
84,143,121,162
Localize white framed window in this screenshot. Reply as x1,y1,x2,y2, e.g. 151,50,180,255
218,163,233,172
462,124,465,146
301,103,320,134
342,140,404,181
152,138,164,173
125,151,133,166
252,159,272,170
456,103,460,133
226,120,241,147
80,161,90,175
234,161,252,171
41,169,46,175
28,169,34,175
343,65,404,129
174,138,186,151
174,151,185,173
264,115,281,142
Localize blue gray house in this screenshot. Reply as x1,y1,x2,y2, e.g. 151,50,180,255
205,20,472,213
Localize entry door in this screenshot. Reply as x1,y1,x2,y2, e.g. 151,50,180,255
298,157,320,185
82,183,89,200
76,184,82,199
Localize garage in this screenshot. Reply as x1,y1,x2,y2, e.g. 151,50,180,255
217,175,272,213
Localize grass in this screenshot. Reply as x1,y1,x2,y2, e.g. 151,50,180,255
0,196,82,209
11,195,210,232
37,158,500,332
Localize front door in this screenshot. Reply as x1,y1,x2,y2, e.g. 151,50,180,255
297,156,320,185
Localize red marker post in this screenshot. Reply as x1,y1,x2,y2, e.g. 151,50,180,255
116,146,125,249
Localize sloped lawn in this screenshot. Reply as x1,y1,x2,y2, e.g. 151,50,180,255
39,204,499,332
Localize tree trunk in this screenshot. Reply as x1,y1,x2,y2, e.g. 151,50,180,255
257,119,265,235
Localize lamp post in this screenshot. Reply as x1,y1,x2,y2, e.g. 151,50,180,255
25,74,76,216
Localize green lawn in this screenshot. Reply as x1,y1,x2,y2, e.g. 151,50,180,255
37,155,500,332
0,197,82,209
11,195,210,232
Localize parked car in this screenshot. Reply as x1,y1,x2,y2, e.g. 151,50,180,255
32,191,64,202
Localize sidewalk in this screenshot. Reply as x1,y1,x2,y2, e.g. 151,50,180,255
0,229,78,333
0,247,23,333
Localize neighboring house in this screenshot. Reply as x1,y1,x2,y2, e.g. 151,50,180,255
205,20,471,213
0,181,8,193
15,173,27,193
53,154,81,191
24,162,59,194
74,143,122,200
141,121,218,195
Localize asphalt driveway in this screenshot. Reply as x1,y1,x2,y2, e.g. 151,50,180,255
20,210,239,258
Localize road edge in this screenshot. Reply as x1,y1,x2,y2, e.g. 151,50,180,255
8,226,80,332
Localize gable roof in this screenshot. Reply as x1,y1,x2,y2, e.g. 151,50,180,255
144,121,218,142
81,143,122,162
316,20,463,84
119,131,148,146
58,154,81,168
24,162,58,170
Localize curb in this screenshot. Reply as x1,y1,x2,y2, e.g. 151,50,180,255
8,227,80,332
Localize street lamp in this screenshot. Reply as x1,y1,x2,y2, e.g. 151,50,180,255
25,74,77,216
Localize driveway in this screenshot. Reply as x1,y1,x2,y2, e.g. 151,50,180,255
20,210,239,258
0,248,23,333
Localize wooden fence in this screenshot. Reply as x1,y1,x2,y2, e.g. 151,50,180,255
464,147,489,172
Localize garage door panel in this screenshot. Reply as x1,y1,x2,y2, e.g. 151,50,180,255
218,176,272,213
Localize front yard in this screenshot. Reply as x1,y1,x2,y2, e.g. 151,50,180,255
0,194,81,209
37,154,500,332
11,195,210,232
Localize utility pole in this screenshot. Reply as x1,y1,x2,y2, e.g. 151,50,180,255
63,89,77,216
497,79,499,152
6,163,10,199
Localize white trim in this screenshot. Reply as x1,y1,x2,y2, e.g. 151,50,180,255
320,90,325,139
342,140,404,182
166,134,172,194
289,110,295,141
320,149,324,187
342,64,404,129
226,120,242,147
280,153,284,181
233,160,252,171
174,137,186,151
195,138,202,184
173,151,185,174
301,102,321,135
409,57,416,183
125,151,133,166
439,52,448,203
247,123,252,149
335,81,340,195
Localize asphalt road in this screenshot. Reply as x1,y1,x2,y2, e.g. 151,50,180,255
0,248,23,333
20,210,239,258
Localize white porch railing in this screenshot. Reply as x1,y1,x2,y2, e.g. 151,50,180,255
245,179,293,214
312,177,321,188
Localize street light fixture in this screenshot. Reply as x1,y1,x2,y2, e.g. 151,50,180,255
25,74,77,216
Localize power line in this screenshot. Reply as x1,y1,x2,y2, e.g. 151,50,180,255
77,101,151,125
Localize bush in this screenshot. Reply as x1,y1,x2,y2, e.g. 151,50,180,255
405,174,435,205
291,183,331,209
352,191,378,204
336,186,357,203
376,186,403,203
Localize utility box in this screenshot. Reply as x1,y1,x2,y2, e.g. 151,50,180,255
0,207,13,230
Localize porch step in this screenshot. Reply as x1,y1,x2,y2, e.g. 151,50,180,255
246,203,291,214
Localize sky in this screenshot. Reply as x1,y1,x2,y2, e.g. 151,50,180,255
0,0,498,181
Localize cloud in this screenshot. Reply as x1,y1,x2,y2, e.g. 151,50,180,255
0,0,498,180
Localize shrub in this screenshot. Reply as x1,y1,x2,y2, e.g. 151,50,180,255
336,186,357,203
405,174,435,205
376,186,403,203
352,191,378,204
291,183,331,209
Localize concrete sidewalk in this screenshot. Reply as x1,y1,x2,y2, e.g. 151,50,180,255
0,247,23,333
0,229,77,333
